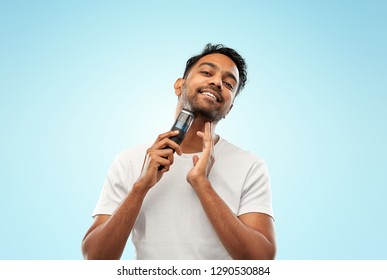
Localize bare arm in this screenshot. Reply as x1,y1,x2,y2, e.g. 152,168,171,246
82,130,182,260
187,123,276,259
81,182,148,260
191,180,276,259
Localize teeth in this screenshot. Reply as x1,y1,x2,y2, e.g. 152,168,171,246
202,92,217,101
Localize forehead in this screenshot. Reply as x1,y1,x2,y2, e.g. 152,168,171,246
194,53,239,80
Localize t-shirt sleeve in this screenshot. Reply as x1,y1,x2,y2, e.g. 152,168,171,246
92,155,130,217
238,159,274,218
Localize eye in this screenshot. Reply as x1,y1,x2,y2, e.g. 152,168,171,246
223,81,234,90
201,71,211,76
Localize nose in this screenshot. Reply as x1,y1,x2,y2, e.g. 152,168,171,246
209,73,223,90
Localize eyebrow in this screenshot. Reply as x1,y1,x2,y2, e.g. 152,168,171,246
198,62,238,84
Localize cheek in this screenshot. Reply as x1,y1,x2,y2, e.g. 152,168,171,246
187,75,206,87
224,94,235,111
182,78,196,90
224,91,235,103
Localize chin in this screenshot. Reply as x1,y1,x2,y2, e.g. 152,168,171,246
184,95,224,122
192,107,223,123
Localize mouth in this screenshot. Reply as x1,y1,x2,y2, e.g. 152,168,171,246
199,89,220,102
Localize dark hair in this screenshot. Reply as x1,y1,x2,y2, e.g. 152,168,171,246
183,43,247,96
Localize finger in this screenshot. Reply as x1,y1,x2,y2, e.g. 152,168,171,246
157,148,175,158
158,156,173,170
154,130,180,144
196,122,212,140
147,148,173,166
204,122,210,135
204,122,213,143
166,149,175,166
151,153,173,173
174,144,182,156
196,131,204,139
157,134,184,152
209,122,214,140
163,138,182,154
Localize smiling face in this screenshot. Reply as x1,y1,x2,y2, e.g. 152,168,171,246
174,53,240,123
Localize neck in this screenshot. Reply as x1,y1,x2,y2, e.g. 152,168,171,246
179,116,218,154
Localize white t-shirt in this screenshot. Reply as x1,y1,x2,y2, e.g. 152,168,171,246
93,137,273,259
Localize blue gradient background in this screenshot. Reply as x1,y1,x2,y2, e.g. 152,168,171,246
1,0,386,260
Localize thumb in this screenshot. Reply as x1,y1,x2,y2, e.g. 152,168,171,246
192,155,199,166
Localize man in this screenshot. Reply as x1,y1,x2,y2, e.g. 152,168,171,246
82,44,276,260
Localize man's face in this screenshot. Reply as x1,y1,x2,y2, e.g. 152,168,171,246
176,53,239,123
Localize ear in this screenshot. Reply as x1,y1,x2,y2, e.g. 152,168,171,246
174,78,184,97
